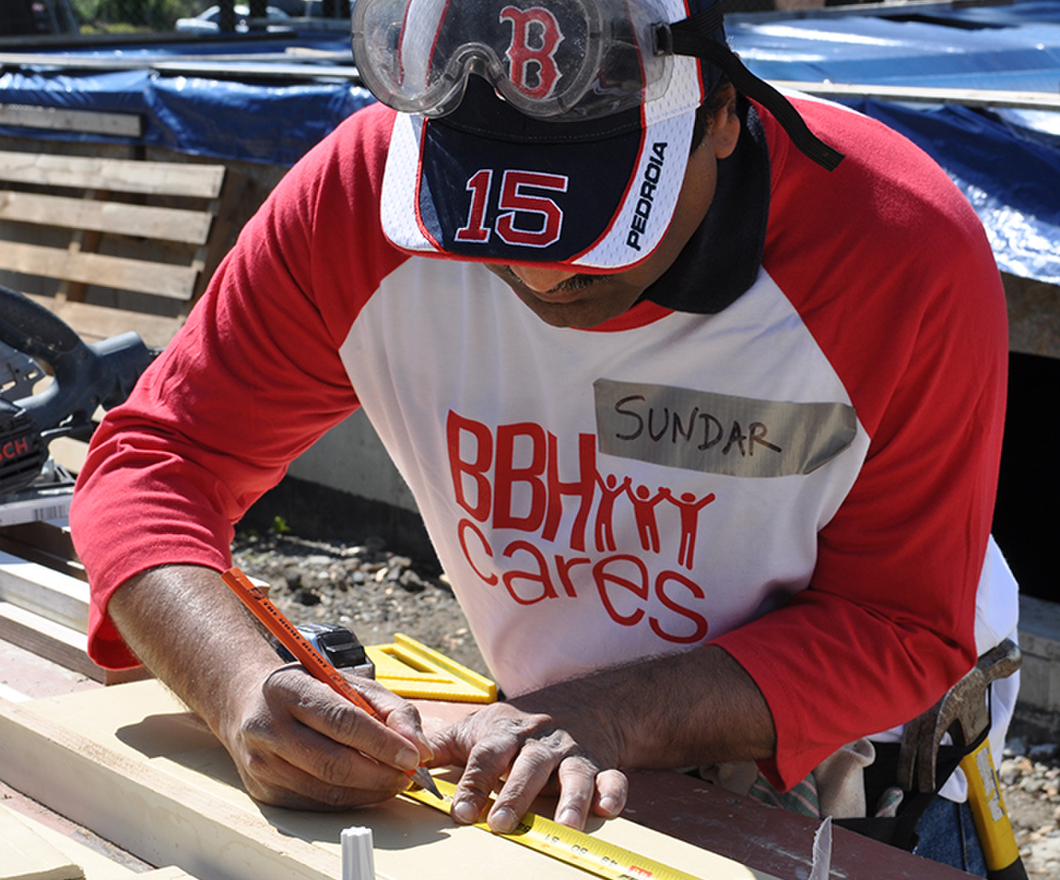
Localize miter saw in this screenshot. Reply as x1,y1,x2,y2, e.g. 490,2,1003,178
0,285,158,527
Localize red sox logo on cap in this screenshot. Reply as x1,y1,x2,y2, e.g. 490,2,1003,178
502,6,565,99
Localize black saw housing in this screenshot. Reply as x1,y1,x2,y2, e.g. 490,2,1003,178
0,285,159,496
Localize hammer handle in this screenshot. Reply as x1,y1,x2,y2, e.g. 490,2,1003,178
961,739,1028,879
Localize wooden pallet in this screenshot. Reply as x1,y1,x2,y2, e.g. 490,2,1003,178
0,146,229,349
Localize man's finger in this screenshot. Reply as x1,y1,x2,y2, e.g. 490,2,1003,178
239,748,409,810
338,673,436,762
450,734,523,827
550,756,602,829
487,739,561,832
593,768,628,818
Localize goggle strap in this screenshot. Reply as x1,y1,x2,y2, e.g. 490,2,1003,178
669,17,845,172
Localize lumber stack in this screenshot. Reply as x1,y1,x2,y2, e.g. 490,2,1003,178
0,147,230,350
0,521,145,684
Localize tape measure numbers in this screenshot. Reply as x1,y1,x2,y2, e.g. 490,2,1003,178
403,776,705,880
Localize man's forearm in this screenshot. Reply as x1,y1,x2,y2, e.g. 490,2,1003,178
513,644,776,770
431,642,776,833
107,564,281,738
605,644,776,768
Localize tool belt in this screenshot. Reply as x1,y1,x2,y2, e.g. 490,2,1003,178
835,731,988,852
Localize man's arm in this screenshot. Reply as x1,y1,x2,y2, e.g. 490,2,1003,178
430,645,775,832
109,564,434,809
70,106,434,810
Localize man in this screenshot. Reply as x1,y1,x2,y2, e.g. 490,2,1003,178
70,0,1018,873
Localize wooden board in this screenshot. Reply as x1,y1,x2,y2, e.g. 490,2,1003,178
3,803,208,880
0,242,198,300
0,545,93,675
0,804,83,880
0,682,778,880
23,295,185,350
0,104,142,138
0,191,214,244
0,694,342,880
0,601,95,679
775,81,1060,111
0,53,361,84
0,522,83,581
0,601,148,686
0,153,225,199
0,551,89,632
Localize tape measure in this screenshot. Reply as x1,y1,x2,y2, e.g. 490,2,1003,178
403,776,704,880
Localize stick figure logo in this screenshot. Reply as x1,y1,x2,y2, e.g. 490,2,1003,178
500,6,564,99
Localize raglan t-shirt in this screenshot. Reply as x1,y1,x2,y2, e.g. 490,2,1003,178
70,94,1017,794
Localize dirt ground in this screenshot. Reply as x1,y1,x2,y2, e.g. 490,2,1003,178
231,530,488,675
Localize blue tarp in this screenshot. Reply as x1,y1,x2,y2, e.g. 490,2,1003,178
0,1,1058,281
725,2,1060,283
851,100,1060,283
0,64,374,167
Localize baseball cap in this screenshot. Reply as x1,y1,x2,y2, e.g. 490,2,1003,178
361,0,842,271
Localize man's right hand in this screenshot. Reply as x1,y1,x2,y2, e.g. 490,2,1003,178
221,661,433,809
108,564,433,810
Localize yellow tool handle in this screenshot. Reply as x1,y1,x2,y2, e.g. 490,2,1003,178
404,776,705,880
961,739,1027,880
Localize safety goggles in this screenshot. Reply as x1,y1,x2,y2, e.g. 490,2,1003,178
352,0,681,121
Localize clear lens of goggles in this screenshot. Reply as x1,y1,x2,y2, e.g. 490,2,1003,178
351,0,673,121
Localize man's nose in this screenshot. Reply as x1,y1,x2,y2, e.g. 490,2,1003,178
509,265,579,293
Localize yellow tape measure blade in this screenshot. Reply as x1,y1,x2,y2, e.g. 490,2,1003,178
404,776,707,880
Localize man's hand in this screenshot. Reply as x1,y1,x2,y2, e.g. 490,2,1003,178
221,662,433,809
108,564,433,810
429,696,628,833
428,647,776,834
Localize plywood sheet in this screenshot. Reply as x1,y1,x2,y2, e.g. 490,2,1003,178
3,682,778,880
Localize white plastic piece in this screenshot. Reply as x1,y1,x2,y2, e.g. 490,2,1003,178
341,826,376,880
809,816,832,880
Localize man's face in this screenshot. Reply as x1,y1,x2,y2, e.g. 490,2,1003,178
485,95,740,329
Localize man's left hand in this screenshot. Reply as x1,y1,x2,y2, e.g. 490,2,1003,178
428,695,628,833
425,645,776,834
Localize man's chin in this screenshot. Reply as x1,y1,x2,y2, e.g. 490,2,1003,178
515,290,619,329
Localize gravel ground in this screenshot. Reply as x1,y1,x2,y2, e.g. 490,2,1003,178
1001,741,1060,877
231,529,489,676
232,529,1060,877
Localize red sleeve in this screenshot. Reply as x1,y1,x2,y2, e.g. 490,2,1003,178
70,103,407,669
713,100,1009,788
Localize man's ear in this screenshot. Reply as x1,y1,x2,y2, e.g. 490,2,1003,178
709,83,740,160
